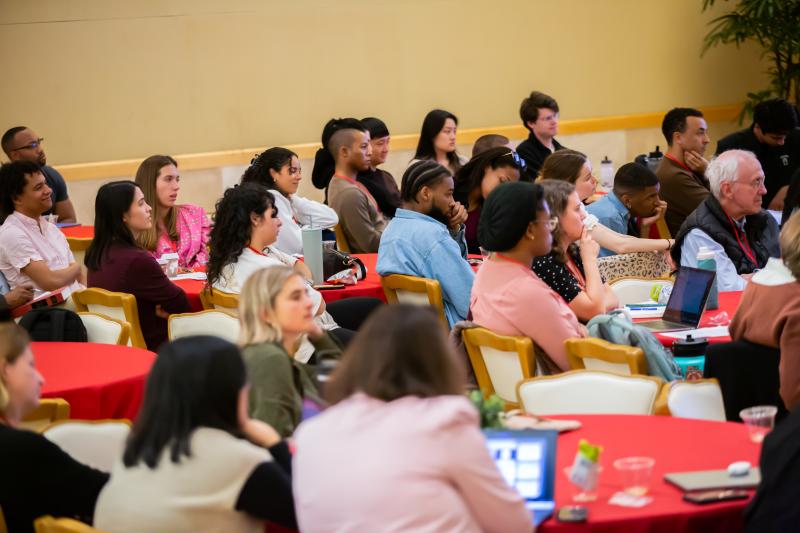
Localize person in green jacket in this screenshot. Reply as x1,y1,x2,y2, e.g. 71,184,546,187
238,265,342,437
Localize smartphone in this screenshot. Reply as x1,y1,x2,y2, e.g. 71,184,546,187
683,489,750,505
313,284,346,290
557,505,588,522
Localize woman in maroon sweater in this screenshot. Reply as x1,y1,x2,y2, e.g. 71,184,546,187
85,181,189,350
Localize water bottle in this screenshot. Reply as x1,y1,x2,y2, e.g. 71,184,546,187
645,146,663,173
696,246,718,310
600,156,614,191
301,217,324,284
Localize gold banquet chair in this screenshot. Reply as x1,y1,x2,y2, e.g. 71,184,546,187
565,337,648,376
71,288,146,349
20,398,71,433
76,312,131,346
34,516,104,533
333,224,351,253
199,288,240,315
381,274,448,327
655,379,726,421
168,310,241,342
43,419,132,472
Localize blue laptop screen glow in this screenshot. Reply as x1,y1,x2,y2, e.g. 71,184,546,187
484,429,557,505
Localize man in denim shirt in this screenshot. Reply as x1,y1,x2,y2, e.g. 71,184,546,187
587,163,667,256
377,160,473,327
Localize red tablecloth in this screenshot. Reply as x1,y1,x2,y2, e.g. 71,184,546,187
59,224,95,239
542,414,759,532
173,253,386,312
34,342,155,420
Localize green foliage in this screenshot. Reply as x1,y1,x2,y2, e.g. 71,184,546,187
468,390,505,429
702,0,800,122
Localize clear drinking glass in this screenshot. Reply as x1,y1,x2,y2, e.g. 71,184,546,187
740,406,778,443
613,457,655,497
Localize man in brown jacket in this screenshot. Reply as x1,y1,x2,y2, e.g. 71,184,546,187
655,107,711,236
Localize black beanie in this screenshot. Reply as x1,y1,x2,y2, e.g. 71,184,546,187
478,181,544,252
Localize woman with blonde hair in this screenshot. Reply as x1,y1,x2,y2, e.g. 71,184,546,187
0,322,108,532
238,265,342,437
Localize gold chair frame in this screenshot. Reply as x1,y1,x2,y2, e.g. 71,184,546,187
168,309,240,340
72,288,145,348
77,312,131,346
199,288,239,314
333,224,351,253
565,337,648,375
380,274,447,326
20,398,71,433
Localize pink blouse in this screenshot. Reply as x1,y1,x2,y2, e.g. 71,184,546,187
151,204,211,269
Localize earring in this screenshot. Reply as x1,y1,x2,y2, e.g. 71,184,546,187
529,235,536,241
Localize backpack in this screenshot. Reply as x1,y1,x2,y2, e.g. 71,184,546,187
19,308,88,342
586,310,681,381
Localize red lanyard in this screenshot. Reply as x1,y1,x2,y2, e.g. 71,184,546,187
247,245,268,256
333,174,382,214
493,252,531,269
664,153,692,173
565,255,587,289
725,214,757,265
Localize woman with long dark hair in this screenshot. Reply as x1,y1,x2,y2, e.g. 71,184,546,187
94,336,296,531
241,147,338,255
411,109,466,175
85,181,189,349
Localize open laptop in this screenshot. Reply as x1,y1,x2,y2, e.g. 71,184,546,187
484,429,557,526
637,266,716,332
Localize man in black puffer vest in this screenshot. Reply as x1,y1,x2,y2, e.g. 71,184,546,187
673,150,780,292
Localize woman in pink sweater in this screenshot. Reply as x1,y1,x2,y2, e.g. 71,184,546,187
292,304,533,533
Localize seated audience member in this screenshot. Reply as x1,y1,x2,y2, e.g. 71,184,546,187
717,98,800,210
0,276,33,312
471,181,586,372
410,109,467,175
587,162,668,256
0,323,108,533
238,266,342,437
314,118,386,253
241,147,338,255
783,167,800,225
516,91,567,176
94,336,296,532
293,305,532,533
1,126,76,222
377,160,473,327
357,117,402,217
655,108,711,236
135,155,211,269
730,211,800,410
471,133,511,157
534,180,619,322
454,147,524,254
540,150,674,254
85,181,189,350
673,150,780,291
206,184,379,347
0,161,83,294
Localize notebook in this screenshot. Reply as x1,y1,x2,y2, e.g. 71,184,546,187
637,267,716,332
665,467,761,491
484,429,557,526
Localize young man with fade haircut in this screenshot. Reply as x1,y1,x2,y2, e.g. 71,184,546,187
324,118,386,253
471,134,511,157
515,91,568,176
673,150,780,292
357,117,402,218
377,160,472,327
716,98,800,211
1,127,77,223
587,162,668,256
655,107,711,236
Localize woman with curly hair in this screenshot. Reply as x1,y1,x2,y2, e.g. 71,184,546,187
241,148,338,255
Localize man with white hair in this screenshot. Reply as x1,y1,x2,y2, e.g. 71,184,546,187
672,150,780,291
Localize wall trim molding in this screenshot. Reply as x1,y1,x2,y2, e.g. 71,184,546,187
54,104,741,182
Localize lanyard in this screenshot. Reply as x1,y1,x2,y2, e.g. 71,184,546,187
493,252,532,269
247,245,268,256
664,153,692,173
333,174,382,214
725,214,757,265
565,255,586,289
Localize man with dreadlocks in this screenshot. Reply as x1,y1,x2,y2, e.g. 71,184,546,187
377,160,472,327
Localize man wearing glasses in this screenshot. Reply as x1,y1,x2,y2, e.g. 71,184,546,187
1,127,76,223
672,150,780,291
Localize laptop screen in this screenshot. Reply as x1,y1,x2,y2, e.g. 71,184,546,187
483,429,557,505
662,267,716,326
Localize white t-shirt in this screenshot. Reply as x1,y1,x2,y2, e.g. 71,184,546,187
272,192,338,255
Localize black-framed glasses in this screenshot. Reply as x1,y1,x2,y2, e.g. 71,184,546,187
11,138,43,152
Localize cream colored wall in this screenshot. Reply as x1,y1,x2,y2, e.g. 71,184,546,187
1,0,767,167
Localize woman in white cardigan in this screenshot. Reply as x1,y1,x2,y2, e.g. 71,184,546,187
241,147,338,255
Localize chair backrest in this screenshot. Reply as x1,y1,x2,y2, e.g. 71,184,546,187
168,310,241,342
516,370,663,415
381,274,447,326
199,288,239,315
655,379,726,421
565,337,648,375
71,288,146,348
609,277,673,306
34,516,103,533
77,312,130,345
462,327,535,408
20,398,70,432
43,419,131,472
333,224,351,253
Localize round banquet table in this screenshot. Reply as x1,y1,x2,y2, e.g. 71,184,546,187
34,342,155,420
639,291,742,348
59,224,95,240
541,414,760,532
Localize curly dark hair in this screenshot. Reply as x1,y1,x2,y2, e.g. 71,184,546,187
240,147,297,195
453,146,524,210
206,183,276,288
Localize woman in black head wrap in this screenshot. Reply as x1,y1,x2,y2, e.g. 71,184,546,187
470,181,587,372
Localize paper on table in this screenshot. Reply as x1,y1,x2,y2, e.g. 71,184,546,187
628,308,666,319
169,272,207,281
660,326,729,339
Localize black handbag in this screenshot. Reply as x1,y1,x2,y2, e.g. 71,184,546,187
322,248,367,281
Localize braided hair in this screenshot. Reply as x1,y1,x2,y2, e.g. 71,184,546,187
401,160,451,202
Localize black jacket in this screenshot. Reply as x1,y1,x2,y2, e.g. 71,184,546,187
516,132,565,178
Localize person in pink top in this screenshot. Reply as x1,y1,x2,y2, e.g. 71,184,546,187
471,181,587,372
293,304,533,533
135,155,211,269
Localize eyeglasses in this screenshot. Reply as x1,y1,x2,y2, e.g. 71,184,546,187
11,138,43,152
733,177,766,190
